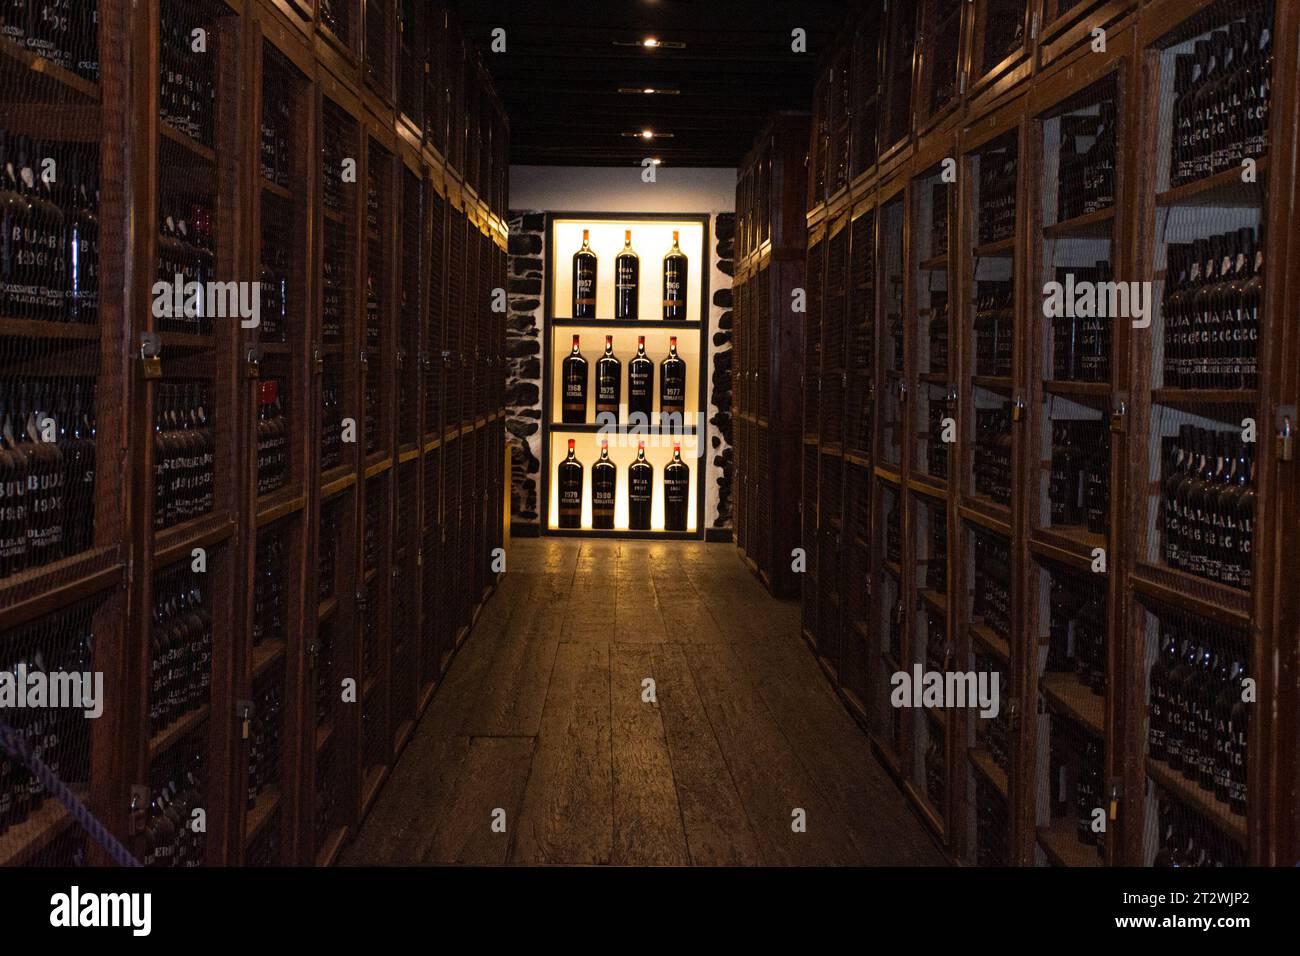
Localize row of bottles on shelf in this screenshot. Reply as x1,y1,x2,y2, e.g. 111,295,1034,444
572,229,688,321
252,528,286,649
924,395,951,479
973,404,1012,506
973,652,1010,775
923,714,945,813
972,534,1010,638
314,623,336,730
143,737,208,867
924,515,946,591
318,505,339,602
562,335,687,425
159,0,217,148
0,377,96,578
259,205,291,342
246,667,282,810
1056,98,1116,222
322,222,347,342
0,0,99,81
974,781,1009,866
245,810,282,865
0,132,99,325
977,147,1017,246
1047,714,1106,859
0,602,93,835
148,564,212,737
1161,426,1254,590
1046,571,1107,697
255,378,288,497
1152,798,1246,866
1148,613,1249,814
558,439,690,531
1051,262,1113,383
926,290,949,374
153,382,214,531
974,281,1013,378
259,75,293,189
1162,227,1261,390
320,373,344,471
1048,419,1109,534
157,196,216,335
1170,8,1273,189
927,185,948,260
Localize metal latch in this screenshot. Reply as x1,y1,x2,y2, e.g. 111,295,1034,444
246,344,263,378
313,347,325,375
129,785,151,835
1108,780,1123,821
307,637,321,670
1011,394,1025,422
237,700,255,740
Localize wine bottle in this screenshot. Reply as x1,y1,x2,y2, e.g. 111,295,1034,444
561,335,588,424
557,438,582,529
664,443,689,532
627,335,654,426
591,440,616,530
572,229,597,319
615,229,639,321
595,335,620,424
628,441,653,531
660,335,686,425
662,230,687,321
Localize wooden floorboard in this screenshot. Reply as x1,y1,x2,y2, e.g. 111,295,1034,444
511,641,614,864
344,539,946,867
610,645,690,864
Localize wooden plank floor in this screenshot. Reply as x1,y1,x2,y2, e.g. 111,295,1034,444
341,538,947,866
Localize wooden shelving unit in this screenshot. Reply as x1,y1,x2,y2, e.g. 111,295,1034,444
797,0,1299,866
0,0,509,869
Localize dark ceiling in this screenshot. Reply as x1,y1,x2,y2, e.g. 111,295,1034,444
453,0,850,168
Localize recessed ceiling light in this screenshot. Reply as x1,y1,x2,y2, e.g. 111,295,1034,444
612,37,685,49
641,129,655,139
643,87,656,94
616,85,680,95
621,130,675,139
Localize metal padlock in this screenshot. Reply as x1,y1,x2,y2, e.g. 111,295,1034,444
1110,396,1129,433
140,333,162,380
238,700,254,740
1011,395,1025,422
1277,411,1295,462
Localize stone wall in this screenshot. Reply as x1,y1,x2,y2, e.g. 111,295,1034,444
709,214,735,531
506,211,544,527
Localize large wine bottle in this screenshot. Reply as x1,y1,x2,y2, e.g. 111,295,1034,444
592,440,617,530
558,439,583,529
662,230,687,321
572,229,597,319
561,335,588,424
628,441,653,531
615,230,639,321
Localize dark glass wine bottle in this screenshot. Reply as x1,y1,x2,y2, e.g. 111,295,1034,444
615,229,639,321
557,439,582,530
591,440,616,530
572,229,597,319
662,230,687,321
628,441,653,531
660,335,686,425
561,334,588,424
595,335,620,424
627,335,654,426
664,444,689,532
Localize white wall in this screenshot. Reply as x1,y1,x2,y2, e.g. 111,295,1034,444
510,165,737,532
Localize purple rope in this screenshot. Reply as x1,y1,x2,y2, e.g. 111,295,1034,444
0,721,141,867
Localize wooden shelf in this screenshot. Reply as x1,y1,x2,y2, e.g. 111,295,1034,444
1030,525,1107,573
160,121,218,164
1036,818,1104,868
244,787,282,844
550,423,698,435
318,596,339,622
1156,160,1267,209
919,252,949,271
1146,757,1247,846
316,720,335,754
256,491,305,528
1042,206,1114,240
157,331,218,351
970,622,1010,664
0,793,80,866
1042,379,1111,400
971,375,1013,392
918,586,948,618
0,316,100,341
149,704,212,760
973,236,1014,257
261,178,294,202
1151,388,1259,412
1131,561,1251,628
1039,672,1104,736
968,746,1009,799
315,826,349,867
550,318,701,330
251,638,286,679
0,35,100,103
